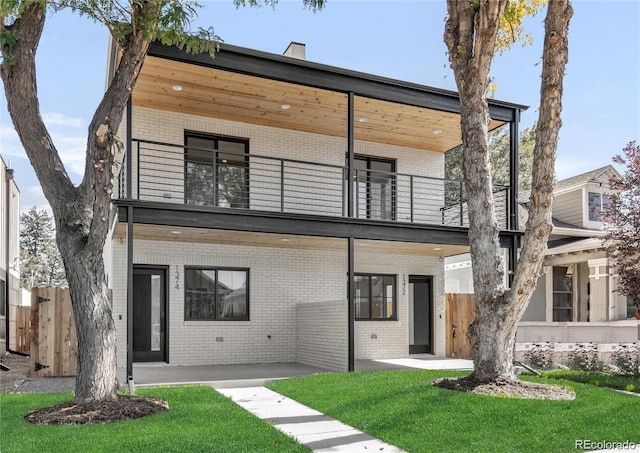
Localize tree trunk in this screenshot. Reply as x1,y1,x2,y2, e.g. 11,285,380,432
59,230,118,401
445,0,572,382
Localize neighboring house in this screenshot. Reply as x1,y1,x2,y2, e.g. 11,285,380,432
0,155,20,356
517,165,638,348
445,166,639,360
106,40,526,385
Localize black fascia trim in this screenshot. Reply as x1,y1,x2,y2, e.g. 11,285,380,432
147,42,527,122
116,201,523,247
117,202,468,245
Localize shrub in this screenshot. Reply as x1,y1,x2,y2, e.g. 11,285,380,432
523,342,554,368
610,344,640,375
566,343,605,372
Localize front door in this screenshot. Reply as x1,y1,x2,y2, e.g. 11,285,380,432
133,267,167,362
409,275,433,354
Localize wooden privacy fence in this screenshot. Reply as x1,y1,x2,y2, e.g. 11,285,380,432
15,306,31,353
30,287,78,377
445,293,475,360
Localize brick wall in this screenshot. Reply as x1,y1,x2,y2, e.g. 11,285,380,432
296,299,348,371
112,237,445,382
354,252,445,359
129,107,445,215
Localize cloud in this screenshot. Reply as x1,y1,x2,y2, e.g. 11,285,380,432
53,134,87,178
20,185,52,215
1,123,86,180
0,125,28,160
42,112,85,128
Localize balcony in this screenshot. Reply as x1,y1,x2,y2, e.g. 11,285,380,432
117,139,513,229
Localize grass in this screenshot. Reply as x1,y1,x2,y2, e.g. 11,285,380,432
268,370,640,453
0,386,308,453
543,370,640,393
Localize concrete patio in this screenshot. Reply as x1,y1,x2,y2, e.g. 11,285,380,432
132,356,474,388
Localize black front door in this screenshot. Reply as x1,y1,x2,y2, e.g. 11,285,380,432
133,267,167,362
409,275,433,354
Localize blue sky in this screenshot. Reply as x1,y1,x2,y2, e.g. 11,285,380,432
1,0,639,212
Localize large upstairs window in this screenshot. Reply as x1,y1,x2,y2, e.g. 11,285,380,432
185,133,249,208
587,191,612,222
347,155,395,221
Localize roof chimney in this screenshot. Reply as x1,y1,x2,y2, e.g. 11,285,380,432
283,42,306,60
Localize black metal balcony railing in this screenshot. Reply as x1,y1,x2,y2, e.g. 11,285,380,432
117,139,512,229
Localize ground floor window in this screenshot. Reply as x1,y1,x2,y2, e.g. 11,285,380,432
185,268,249,321
354,273,396,320
552,266,573,322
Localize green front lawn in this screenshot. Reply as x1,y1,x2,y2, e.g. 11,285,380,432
0,386,308,453
543,370,640,393
268,370,640,453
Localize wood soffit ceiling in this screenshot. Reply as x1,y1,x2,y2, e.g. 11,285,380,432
113,223,469,257
133,56,505,153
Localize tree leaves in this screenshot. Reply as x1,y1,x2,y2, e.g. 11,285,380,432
603,141,640,304
20,207,67,289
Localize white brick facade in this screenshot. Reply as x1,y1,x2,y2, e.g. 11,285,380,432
111,237,445,382
111,107,450,381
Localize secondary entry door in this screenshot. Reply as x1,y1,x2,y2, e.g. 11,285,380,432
409,275,433,354
133,267,167,362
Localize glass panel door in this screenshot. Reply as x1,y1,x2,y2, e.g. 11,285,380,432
133,267,167,362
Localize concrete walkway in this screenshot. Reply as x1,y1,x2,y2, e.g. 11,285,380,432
212,358,471,452
218,386,405,453
132,358,472,451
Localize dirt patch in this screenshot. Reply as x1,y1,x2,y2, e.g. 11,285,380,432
432,375,575,400
25,395,169,425
0,353,31,393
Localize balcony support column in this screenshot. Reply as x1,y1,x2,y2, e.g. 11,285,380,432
348,236,355,371
126,99,133,200
126,205,134,383
347,92,355,218
509,110,520,231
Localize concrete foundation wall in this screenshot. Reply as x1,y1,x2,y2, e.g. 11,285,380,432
517,320,639,343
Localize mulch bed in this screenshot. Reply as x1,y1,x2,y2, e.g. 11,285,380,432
25,395,169,425
432,375,576,400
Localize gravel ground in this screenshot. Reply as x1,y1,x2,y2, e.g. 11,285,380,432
1,352,75,394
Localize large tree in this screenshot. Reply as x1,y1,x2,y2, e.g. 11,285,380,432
442,0,572,384
446,123,536,191
20,206,67,289
1,0,323,406
603,141,640,308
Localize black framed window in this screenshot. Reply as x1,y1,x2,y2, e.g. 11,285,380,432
0,279,5,317
185,132,249,208
185,267,249,321
347,155,396,220
354,273,396,320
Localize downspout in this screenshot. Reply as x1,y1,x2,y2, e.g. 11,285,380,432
4,167,13,353
125,99,134,387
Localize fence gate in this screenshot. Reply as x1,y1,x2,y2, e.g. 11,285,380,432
445,293,475,360
30,287,77,377
15,306,31,353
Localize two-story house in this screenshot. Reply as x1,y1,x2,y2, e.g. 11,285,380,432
517,165,638,347
0,155,20,357
107,41,526,385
